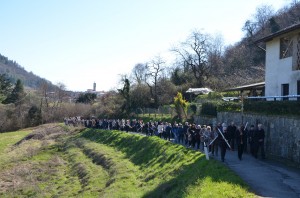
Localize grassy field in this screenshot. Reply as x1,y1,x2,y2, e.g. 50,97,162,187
0,124,256,197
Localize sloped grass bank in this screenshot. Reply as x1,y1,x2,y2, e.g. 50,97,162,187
0,129,31,164
0,124,84,197
80,128,256,197
0,125,256,197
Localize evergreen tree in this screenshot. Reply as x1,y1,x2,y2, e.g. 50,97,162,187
269,17,280,33
3,79,26,105
118,78,131,116
76,93,97,104
0,74,13,103
27,105,42,127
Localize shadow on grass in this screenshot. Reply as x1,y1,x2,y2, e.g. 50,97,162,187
79,128,252,197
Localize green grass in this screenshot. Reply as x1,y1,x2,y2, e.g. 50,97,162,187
80,128,256,197
0,124,256,197
0,129,31,153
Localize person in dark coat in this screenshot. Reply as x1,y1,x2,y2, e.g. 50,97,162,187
195,125,201,150
125,120,131,132
165,123,172,141
178,123,184,144
227,122,237,150
218,126,230,162
188,124,196,148
253,123,266,159
248,125,256,157
236,125,247,160
183,122,189,146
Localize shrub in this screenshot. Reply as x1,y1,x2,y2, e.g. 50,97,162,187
189,103,197,114
222,91,239,97
174,92,189,121
199,99,300,117
200,102,218,116
27,105,42,127
244,100,300,116
217,102,241,112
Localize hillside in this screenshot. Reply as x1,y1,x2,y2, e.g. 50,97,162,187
209,2,300,89
0,53,57,91
0,124,255,197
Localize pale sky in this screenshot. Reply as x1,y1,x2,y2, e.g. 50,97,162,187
0,0,289,91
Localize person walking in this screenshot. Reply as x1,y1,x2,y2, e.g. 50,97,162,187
218,126,230,162
227,122,237,151
165,123,172,141
172,124,179,143
195,125,201,150
236,125,247,160
178,123,184,144
254,123,266,159
183,122,189,146
157,122,164,138
248,125,256,157
211,126,219,156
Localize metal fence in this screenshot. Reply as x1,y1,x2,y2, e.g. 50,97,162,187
247,95,300,101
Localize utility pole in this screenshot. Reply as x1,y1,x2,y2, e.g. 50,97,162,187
241,91,244,124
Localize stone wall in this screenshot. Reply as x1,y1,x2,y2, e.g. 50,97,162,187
194,112,300,165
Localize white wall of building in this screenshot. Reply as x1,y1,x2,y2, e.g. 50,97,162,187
265,31,300,98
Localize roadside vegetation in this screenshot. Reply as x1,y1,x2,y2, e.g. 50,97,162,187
0,124,255,197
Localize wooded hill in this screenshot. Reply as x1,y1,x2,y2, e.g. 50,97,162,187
0,53,57,91
205,2,300,90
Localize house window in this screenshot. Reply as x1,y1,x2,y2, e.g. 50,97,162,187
280,36,293,59
282,83,289,101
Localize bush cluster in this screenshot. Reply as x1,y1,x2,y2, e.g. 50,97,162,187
217,102,241,112
244,100,300,116
200,101,241,117
200,100,300,117
200,102,218,117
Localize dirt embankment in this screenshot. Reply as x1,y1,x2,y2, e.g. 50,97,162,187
0,124,85,196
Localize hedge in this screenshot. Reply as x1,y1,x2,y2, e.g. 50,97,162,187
217,102,241,112
200,102,218,116
244,100,300,116
200,101,241,117
200,100,300,117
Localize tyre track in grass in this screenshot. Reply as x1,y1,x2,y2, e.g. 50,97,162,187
74,137,145,197
64,140,110,196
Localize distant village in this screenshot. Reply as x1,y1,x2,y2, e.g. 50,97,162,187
65,82,106,103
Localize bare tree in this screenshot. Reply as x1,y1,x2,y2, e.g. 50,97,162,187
242,20,258,38
145,56,165,108
254,4,275,32
208,33,225,73
242,5,274,39
171,31,212,87
38,82,68,122
131,63,147,85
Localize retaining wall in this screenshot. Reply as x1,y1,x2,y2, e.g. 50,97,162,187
194,112,300,165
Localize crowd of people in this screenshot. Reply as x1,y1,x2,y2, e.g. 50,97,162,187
64,117,266,162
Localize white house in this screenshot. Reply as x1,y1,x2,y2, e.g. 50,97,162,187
256,23,300,100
